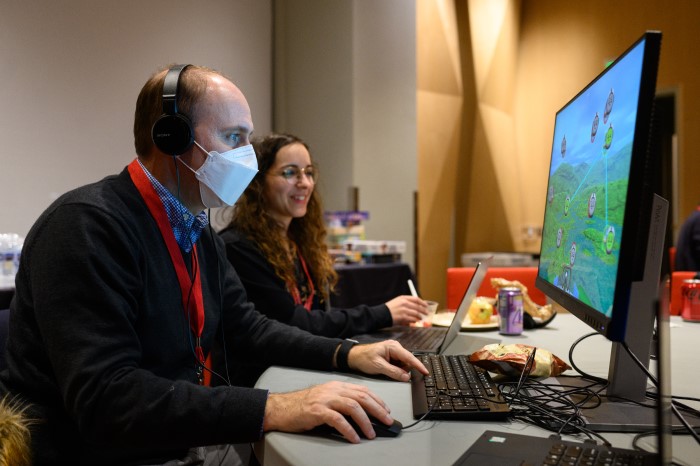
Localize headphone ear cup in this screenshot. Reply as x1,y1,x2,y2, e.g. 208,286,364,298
152,113,194,156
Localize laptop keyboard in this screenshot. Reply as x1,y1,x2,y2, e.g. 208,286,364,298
394,327,446,351
410,354,510,420
452,430,656,466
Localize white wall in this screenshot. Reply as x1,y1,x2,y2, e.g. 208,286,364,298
0,0,273,237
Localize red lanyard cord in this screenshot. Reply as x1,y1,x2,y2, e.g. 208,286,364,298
290,249,316,311
128,160,206,376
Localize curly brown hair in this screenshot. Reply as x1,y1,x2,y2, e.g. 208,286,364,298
227,133,338,301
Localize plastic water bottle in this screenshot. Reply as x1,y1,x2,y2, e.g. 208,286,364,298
0,233,22,277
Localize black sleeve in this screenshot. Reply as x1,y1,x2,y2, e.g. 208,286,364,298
221,231,393,338
676,212,700,271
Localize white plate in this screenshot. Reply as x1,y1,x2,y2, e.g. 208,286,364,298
431,312,499,331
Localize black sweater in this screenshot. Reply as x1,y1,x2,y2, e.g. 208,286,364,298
219,227,393,338
0,168,341,465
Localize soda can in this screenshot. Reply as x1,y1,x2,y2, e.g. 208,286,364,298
498,287,523,335
681,279,700,322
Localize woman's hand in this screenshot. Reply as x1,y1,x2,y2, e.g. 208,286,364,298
385,295,429,326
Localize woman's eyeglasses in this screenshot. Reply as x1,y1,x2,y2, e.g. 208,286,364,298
272,166,317,184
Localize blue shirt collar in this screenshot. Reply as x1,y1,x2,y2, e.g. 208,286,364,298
137,159,209,253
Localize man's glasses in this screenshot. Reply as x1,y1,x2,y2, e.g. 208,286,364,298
272,165,317,184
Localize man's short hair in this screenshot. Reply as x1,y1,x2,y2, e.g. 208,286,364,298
133,64,221,158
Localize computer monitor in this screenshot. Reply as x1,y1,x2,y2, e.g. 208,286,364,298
536,31,667,432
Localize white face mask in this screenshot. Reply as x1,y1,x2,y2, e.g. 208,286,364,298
180,141,258,208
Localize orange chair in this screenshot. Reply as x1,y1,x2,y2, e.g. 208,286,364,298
670,270,697,316
446,267,545,310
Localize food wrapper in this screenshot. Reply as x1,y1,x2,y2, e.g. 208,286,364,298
468,343,571,377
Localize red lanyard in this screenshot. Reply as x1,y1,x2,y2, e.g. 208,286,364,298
290,250,315,311
127,160,205,369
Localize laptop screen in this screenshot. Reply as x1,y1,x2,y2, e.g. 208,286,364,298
438,259,490,354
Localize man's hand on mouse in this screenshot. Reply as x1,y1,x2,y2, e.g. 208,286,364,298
263,381,392,443
347,340,429,381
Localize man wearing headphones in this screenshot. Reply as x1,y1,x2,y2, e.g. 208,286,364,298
0,64,427,465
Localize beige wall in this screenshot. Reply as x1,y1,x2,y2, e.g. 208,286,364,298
0,0,273,237
418,0,700,304
516,0,700,241
275,0,418,269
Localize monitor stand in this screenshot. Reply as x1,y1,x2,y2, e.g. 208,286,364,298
558,367,700,433
560,195,673,432
557,376,658,432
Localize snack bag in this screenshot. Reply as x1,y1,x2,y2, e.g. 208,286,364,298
469,343,571,377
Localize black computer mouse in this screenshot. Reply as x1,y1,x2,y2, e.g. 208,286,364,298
311,415,403,439
364,416,403,438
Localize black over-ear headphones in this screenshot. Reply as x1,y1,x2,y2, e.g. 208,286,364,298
152,64,194,156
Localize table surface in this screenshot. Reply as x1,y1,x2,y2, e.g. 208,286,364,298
253,313,700,466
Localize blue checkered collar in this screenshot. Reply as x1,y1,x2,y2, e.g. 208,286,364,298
136,159,209,253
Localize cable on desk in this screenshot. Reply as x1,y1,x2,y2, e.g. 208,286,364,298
497,376,611,447
621,341,700,446
400,390,442,429
568,332,608,385
565,331,700,447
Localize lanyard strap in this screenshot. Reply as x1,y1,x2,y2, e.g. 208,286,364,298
127,160,205,367
290,249,316,311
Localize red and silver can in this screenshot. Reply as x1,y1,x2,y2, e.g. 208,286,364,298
681,279,700,322
498,287,523,335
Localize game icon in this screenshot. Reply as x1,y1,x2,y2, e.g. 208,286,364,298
588,192,597,218
604,88,614,123
564,196,570,216
603,124,614,150
591,112,599,143
548,186,554,204
559,265,573,294
561,135,566,158
569,242,577,266
604,226,615,254
556,227,563,248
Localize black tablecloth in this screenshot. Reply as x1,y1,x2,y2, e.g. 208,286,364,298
331,262,415,308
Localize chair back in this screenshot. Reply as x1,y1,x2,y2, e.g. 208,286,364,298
446,267,545,310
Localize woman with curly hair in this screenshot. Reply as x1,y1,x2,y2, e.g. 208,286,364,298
219,133,428,341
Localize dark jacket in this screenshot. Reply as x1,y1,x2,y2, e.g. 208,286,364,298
0,167,341,465
676,208,700,271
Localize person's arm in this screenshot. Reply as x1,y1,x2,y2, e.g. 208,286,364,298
259,339,428,443
222,231,393,337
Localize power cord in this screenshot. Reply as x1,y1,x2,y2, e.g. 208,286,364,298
621,341,700,445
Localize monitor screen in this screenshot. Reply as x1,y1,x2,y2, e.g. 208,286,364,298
536,32,666,432
537,31,662,342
